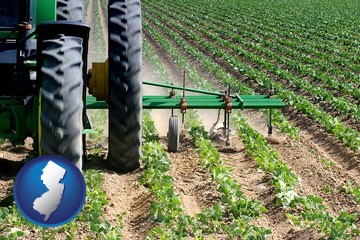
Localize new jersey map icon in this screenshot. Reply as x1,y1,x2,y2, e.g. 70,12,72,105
14,155,86,227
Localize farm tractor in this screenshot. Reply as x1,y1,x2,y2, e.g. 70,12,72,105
0,0,284,173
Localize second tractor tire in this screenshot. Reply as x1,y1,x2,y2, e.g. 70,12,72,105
107,0,142,172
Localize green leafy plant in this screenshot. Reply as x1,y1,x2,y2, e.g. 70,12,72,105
142,111,160,143
341,181,360,205
322,186,331,193
321,158,334,169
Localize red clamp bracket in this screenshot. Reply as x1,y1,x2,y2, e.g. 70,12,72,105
180,97,187,113
225,96,232,113
222,92,232,113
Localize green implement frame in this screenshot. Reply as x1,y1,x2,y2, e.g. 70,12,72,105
142,95,283,109
86,81,285,110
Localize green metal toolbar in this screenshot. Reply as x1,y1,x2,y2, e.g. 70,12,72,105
86,81,285,110
142,95,283,109
86,95,284,110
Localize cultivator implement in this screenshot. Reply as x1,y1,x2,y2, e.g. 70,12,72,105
86,75,284,151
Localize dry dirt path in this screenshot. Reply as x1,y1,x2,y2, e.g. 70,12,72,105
165,138,220,217
100,168,154,240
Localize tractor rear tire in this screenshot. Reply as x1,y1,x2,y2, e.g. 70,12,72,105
107,0,142,172
39,35,84,170
57,0,85,22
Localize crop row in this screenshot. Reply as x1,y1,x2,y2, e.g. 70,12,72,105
142,21,359,238
181,0,360,60
141,121,190,238
211,0,360,40
157,35,360,236
163,0,360,75
154,0,360,100
223,0,360,43
145,1,360,124
241,0,359,36
142,5,360,152
143,41,173,86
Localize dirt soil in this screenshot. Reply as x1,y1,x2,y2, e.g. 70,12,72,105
100,167,155,240
0,138,32,205
165,138,220,216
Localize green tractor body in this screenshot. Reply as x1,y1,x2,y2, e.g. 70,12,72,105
0,0,56,143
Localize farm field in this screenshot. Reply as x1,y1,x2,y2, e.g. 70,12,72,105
1,0,360,239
